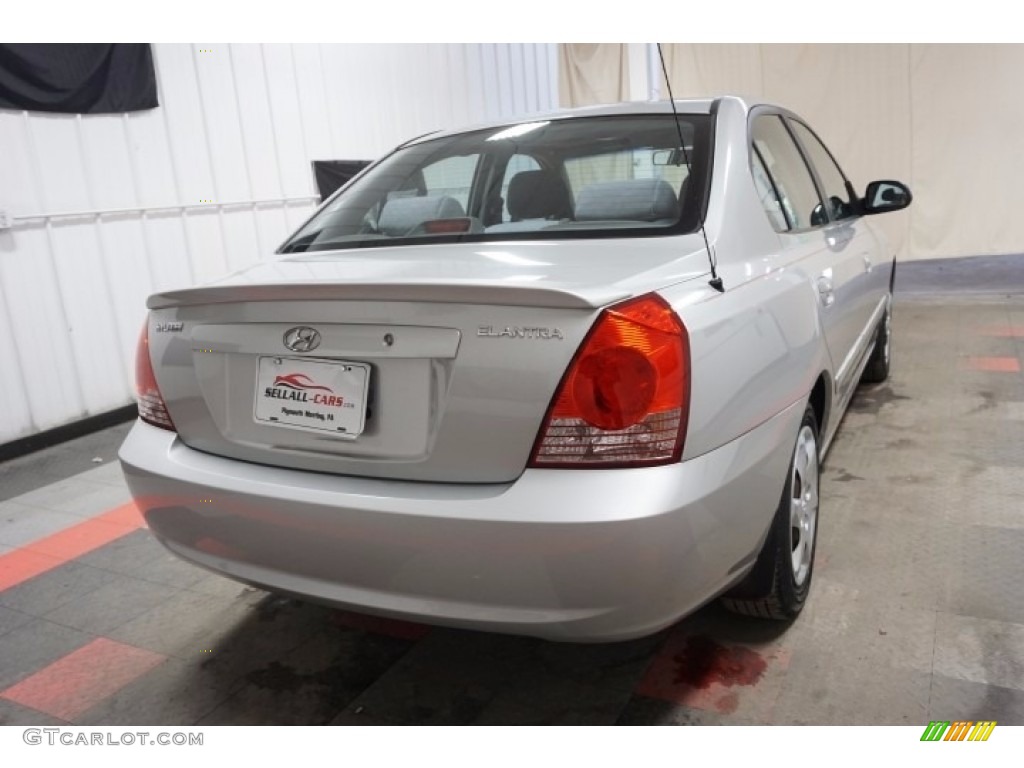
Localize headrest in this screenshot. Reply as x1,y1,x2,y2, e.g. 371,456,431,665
507,169,572,221
574,178,681,222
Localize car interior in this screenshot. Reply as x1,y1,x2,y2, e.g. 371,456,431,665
279,116,708,253
374,167,691,238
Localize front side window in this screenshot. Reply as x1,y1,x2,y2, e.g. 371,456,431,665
788,120,856,222
280,115,712,253
751,115,824,231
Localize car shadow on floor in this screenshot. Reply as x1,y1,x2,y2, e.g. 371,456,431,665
167,588,795,725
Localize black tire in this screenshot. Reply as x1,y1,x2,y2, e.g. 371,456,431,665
721,404,820,620
860,299,891,384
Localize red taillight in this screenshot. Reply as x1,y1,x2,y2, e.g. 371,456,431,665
135,322,176,432
529,293,689,468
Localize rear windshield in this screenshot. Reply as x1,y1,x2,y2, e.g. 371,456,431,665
280,114,712,253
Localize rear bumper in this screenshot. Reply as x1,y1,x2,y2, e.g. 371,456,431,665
119,400,802,641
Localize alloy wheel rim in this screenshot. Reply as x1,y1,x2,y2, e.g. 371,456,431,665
789,425,819,587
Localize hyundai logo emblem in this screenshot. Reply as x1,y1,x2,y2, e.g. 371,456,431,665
283,326,321,353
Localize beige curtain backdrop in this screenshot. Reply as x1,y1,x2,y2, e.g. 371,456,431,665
559,44,631,108
559,43,1024,262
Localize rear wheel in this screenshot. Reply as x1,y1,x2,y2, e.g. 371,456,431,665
860,300,891,384
721,404,820,620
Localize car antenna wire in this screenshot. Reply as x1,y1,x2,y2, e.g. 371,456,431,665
656,43,724,293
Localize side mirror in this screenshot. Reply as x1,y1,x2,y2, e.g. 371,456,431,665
862,180,912,214
810,202,828,227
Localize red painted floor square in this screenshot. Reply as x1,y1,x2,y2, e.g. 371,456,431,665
0,637,166,721
961,356,1021,372
27,518,137,560
96,502,147,528
0,502,144,593
0,549,63,592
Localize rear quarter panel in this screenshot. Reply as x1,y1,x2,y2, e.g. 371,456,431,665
670,97,832,465
667,269,829,464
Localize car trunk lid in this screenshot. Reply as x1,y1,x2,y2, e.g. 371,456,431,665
147,239,709,483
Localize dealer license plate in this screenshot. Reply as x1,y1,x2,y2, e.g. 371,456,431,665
254,356,370,437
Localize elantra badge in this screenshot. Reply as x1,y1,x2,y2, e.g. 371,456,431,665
478,326,564,340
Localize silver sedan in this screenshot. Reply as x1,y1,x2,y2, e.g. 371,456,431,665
120,96,911,641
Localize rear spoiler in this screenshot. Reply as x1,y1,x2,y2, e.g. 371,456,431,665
147,282,630,311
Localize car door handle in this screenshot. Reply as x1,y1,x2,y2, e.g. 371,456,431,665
862,254,873,273
817,276,835,307
825,227,854,249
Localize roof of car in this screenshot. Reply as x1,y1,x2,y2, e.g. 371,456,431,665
404,95,753,146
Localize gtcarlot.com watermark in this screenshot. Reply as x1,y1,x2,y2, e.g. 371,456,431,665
23,728,203,747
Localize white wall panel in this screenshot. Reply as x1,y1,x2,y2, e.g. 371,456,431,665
261,45,316,198
96,217,153,371
226,46,282,201
80,115,139,210
122,111,178,209
49,219,130,413
457,46,480,121
0,226,85,428
291,46,334,166
0,286,32,439
0,43,558,445
151,45,216,205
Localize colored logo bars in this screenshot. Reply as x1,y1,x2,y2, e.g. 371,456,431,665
920,721,997,742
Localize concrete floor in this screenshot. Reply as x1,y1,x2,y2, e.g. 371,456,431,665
1,291,1023,725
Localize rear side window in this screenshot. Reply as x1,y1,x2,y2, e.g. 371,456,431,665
751,115,823,231
788,120,856,221
751,148,789,232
